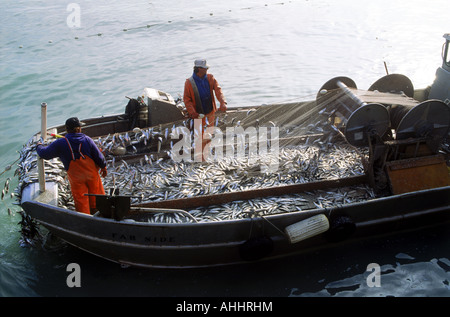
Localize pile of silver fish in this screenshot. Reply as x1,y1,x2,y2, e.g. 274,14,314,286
14,132,375,223
105,142,373,223
14,101,378,223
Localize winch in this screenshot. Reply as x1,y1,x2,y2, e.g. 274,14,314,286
318,74,450,194
317,76,390,147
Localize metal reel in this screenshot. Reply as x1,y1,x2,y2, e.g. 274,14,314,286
395,99,450,141
368,74,415,98
317,76,357,101
344,103,390,147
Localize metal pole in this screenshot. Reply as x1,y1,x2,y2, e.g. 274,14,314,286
41,102,47,142
384,61,389,75
38,102,47,193
336,80,367,107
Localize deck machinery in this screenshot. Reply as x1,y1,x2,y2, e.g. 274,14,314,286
317,71,450,195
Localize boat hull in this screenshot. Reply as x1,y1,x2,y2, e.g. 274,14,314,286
21,185,450,268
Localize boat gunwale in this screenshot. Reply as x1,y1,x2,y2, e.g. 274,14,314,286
21,184,450,228
20,185,450,268
32,216,254,250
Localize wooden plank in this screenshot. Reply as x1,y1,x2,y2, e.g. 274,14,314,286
21,182,59,206
386,155,450,194
132,174,368,210
386,155,445,171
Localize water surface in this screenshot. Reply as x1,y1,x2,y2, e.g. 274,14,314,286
1,0,449,298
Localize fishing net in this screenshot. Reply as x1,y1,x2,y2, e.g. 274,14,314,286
98,89,375,222
14,88,385,223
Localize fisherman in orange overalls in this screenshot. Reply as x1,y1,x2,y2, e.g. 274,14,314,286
36,117,107,214
183,59,227,160
183,59,227,122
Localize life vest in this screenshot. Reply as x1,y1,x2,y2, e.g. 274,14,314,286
189,75,213,114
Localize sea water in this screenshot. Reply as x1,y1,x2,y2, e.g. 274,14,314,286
0,0,449,297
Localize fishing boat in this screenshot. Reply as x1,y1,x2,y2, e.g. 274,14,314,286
16,34,450,268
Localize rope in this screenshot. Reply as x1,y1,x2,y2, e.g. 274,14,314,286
81,2,293,39
17,1,298,46
0,157,19,177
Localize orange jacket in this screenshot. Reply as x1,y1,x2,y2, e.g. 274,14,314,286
183,73,227,118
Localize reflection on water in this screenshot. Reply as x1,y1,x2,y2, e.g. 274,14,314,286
6,222,449,297
292,257,450,297
289,224,450,297
1,0,450,297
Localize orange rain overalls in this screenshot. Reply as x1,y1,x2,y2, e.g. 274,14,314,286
64,138,105,214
